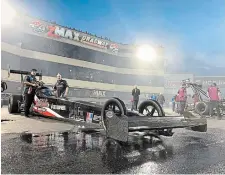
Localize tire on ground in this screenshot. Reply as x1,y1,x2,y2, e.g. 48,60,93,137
195,101,209,115
8,94,22,113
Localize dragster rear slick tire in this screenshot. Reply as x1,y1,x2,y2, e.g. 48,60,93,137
8,94,22,114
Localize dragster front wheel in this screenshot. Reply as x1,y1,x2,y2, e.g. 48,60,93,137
138,100,173,136
138,100,165,117
101,98,126,131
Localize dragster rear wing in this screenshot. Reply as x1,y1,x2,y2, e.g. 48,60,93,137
9,70,42,77
8,66,42,81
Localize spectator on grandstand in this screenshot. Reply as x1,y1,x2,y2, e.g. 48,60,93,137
53,73,69,98
157,93,165,108
132,85,140,111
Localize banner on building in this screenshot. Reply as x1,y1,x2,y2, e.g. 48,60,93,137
164,74,194,95
90,90,106,98
29,21,119,53
164,74,194,89
194,76,225,88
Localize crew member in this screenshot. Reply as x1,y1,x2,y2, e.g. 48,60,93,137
53,73,69,98
23,69,38,117
207,83,221,119
177,84,187,115
157,93,165,108
175,93,180,113
132,85,140,111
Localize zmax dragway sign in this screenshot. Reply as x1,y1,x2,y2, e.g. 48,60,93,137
48,26,109,49
29,21,119,52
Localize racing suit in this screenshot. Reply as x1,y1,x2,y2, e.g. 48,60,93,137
24,75,37,117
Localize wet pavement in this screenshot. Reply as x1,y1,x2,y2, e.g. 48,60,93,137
2,108,225,174
2,128,225,174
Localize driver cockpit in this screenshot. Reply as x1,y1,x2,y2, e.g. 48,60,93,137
36,87,54,97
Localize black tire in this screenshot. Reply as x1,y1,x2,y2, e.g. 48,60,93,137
113,97,127,115
195,102,209,115
138,100,173,135
8,95,22,114
138,100,165,117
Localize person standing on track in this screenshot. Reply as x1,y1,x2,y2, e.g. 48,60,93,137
207,83,221,119
132,85,140,111
177,84,187,115
157,93,165,108
172,95,176,112
23,69,38,117
53,73,69,98
175,93,180,113
150,94,157,100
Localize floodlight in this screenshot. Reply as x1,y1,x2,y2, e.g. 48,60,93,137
136,45,157,62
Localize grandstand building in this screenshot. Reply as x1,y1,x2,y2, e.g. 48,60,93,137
1,14,165,101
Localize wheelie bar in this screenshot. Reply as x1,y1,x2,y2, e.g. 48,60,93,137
104,112,207,142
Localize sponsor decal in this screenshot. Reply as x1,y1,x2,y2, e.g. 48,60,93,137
81,35,108,48
90,90,106,98
29,21,119,52
47,25,60,38
109,43,119,53
106,111,113,118
37,107,47,112
92,115,101,122
86,112,93,123
29,21,48,33
51,105,66,110
35,99,49,107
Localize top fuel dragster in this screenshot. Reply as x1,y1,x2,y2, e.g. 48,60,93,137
8,68,207,142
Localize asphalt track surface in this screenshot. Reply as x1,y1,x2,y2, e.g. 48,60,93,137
2,107,225,174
